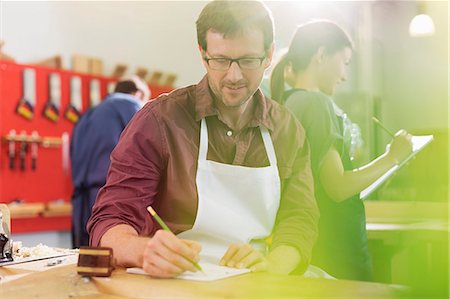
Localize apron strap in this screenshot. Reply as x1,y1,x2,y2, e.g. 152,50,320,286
199,118,277,166
198,118,208,161
260,126,277,166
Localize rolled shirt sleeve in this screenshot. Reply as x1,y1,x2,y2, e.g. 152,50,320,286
87,106,165,246
269,108,319,274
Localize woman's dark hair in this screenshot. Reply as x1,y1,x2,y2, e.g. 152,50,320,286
270,20,353,103
196,0,274,52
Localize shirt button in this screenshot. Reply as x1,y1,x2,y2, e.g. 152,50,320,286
226,130,233,137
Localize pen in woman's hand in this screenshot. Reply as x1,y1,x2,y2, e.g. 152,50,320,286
372,117,395,138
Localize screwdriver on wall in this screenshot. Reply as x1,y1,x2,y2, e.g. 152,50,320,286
31,131,39,171
8,130,16,170
19,131,28,171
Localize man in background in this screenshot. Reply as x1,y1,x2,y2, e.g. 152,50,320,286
70,76,150,248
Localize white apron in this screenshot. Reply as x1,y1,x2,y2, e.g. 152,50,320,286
177,118,280,263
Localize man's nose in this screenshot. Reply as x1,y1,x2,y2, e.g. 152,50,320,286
225,61,244,82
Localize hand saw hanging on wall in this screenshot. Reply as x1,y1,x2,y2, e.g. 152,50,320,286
16,68,36,120
64,76,83,123
43,73,61,122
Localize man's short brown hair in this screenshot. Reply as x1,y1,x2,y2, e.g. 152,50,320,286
196,0,274,52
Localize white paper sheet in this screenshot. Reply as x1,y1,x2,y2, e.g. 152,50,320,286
360,135,433,199
127,262,250,281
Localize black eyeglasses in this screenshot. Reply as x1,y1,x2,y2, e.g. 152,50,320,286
203,54,266,71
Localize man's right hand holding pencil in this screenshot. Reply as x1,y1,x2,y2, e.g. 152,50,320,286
142,230,202,278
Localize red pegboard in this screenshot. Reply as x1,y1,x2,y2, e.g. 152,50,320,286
0,60,173,232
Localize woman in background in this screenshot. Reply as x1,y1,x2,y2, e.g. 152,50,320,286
270,20,413,281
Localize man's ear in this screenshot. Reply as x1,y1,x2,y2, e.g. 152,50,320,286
134,90,144,101
199,45,208,69
264,42,275,69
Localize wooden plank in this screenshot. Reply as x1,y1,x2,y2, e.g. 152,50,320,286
365,201,448,223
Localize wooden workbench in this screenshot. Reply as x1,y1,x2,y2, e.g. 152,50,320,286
0,263,409,298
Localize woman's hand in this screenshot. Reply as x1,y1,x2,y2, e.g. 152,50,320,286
386,130,413,165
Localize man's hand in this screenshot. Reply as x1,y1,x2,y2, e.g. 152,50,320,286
219,243,265,270
220,244,301,275
142,230,201,278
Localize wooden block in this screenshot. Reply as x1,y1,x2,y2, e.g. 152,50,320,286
33,55,62,69
72,55,90,74
148,71,163,85
161,73,177,87
77,247,114,277
135,67,148,80
90,58,103,75
111,64,127,78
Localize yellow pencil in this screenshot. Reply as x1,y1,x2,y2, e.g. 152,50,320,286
146,206,204,273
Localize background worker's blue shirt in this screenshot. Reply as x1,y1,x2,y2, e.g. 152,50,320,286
70,92,141,247
70,93,141,189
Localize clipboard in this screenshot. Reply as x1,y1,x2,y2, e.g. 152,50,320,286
360,135,434,200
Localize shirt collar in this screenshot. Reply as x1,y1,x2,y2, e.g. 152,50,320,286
193,75,274,131
107,92,144,109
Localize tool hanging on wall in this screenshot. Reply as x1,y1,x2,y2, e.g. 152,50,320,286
31,131,39,171
64,76,82,123
43,73,61,122
62,132,70,176
89,79,101,107
8,130,16,170
2,133,62,148
16,68,36,120
19,131,28,171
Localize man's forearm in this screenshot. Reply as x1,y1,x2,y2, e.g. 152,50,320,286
267,245,301,274
100,224,149,268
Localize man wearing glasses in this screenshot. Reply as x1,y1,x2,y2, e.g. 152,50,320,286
88,0,318,279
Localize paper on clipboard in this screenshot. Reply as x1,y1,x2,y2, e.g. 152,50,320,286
127,262,250,282
360,135,433,200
